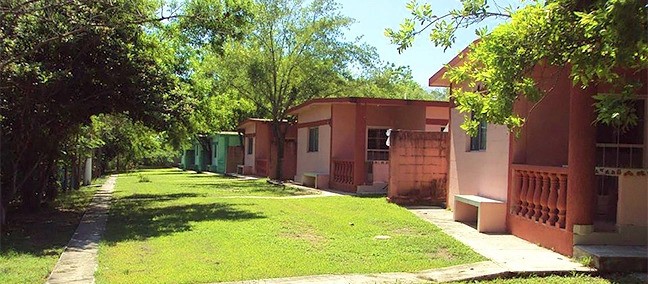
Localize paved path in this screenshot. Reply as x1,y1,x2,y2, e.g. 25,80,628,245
408,207,593,274
46,175,117,284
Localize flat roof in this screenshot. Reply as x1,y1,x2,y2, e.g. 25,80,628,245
287,97,449,115
238,118,290,129
215,131,240,136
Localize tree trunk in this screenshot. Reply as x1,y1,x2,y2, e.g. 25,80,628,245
62,165,69,191
21,168,43,212
271,121,287,181
45,161,58,202
71,154,80,190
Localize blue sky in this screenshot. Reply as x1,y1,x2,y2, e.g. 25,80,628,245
338,0,518,88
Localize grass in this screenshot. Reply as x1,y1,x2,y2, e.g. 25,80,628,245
458,273,646,283
96,168,484,284
0,176,106,284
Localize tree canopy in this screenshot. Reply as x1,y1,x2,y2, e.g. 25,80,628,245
204,0,376,178
0,0,252,212
387,0,648,134
350,63,448,101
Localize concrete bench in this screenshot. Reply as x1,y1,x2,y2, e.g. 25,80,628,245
302,172,329,189
454,194,506,233
237,165,253,175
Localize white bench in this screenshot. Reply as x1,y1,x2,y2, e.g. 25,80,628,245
453,194,506,233
302,172,329,189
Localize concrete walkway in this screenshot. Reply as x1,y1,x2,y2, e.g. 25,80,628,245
408,207,593,274
46,175,117,284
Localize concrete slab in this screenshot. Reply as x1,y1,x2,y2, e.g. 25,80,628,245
46,175,117,284
218,272,427,284
418,261,508,282
574,245,648,272
407,207,593,274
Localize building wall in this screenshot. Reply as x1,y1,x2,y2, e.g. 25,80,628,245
295,104,332,183
241,124,256,172
388,131,448,205
512,66,571,167
255,123,271,161
426,106,449,132
364,105,427,130
211,134,241,173
331,104,356,161
448,108,510,209
618,175,648,227
295,126,331,182
193,139,210,172
394,105,427,130
226,146,243,173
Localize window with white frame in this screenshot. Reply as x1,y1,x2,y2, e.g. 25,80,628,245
367,128,389,161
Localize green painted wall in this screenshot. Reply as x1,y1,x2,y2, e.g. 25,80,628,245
194,138,211,173
182,149,195,170
209,133,241,173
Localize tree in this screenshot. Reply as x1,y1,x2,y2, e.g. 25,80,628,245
350,63,448,101
386,0,648,134
0,0,251,213
212,0,375,179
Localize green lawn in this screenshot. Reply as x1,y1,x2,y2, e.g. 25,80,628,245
96,168,484,284
0,177,106,284
460,273,645,284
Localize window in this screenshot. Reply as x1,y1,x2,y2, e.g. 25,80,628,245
308,127,319,152
214,142,218,159
367,128,389,160
247,137,253,155
469,113,487,151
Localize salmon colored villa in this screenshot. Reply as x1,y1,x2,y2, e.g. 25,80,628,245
431,45,648,256
287,97,450,193
237,118,297,180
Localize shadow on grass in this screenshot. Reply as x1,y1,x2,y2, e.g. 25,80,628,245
103,198,265,244
350,195,387,200
186,180,298,195
185,174,237,179
122,193,206,202
122,170,187,176
1,189,97,257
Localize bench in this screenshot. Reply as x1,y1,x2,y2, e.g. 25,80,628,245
302,172,329,189
237,165,253,175
453,194,506,233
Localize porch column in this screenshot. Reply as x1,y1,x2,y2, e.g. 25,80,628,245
354,103,367,186
566,84,597,232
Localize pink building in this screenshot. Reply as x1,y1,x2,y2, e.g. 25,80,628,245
431,47,648,257
237,118,297,180
287,97,449,193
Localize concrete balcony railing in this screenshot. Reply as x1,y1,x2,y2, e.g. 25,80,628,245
332,160,354,186
511,164,568,229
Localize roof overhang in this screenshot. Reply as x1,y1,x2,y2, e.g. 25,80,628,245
287,97,450,115
428,40,478,87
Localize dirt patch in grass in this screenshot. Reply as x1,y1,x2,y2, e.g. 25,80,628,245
392,227,422,236
280,228,326,246
428,248,453,261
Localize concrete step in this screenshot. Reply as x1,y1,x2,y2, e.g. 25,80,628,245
573,245,648,272
357,183,388,195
